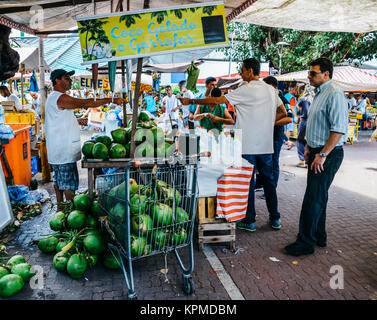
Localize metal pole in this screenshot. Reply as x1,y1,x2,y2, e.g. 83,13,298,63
278,52,282,75
39,36,51,182
130,58,143,158
121,60,127,127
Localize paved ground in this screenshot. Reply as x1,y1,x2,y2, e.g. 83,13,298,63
1,129,377,300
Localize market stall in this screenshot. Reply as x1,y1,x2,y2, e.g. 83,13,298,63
74,1,236,299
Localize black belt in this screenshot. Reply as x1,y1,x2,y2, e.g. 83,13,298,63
309,146,343,151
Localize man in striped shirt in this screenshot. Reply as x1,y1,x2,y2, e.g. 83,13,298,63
285,58,348,256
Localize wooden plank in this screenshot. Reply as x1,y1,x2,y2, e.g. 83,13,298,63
199,218,218,223
207,197,216,220
199,235,235,244
197,198,206,222
199,223,235,232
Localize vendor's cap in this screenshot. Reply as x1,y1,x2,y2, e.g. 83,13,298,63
50,69,75,82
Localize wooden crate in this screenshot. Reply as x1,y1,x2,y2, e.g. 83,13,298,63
196,197,236,251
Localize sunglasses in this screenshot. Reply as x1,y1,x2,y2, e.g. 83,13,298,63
308,70,323,77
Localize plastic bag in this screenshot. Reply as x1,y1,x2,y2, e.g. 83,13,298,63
0,124,15,140
13,188,50,205
186,62,200,92
8,185,29,201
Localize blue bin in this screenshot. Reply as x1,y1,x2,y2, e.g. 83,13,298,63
31,156,39,175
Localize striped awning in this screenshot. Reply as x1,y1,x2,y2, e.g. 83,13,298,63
276,66,377,92
11,36,92,78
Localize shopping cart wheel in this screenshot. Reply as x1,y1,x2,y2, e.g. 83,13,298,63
182,275,195,295
128,292,138,300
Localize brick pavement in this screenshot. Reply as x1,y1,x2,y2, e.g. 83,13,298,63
1,130,376,300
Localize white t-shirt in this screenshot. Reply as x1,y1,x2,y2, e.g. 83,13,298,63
182,90,195,118
7,94,22,111
162,94,181,120
225,80,283,155
45,91,81,164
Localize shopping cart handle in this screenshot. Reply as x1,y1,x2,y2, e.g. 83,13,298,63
200,152,211,158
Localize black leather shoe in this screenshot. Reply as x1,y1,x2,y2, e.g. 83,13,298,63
285,242,315,256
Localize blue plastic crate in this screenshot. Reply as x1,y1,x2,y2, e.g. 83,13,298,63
31,156,39,175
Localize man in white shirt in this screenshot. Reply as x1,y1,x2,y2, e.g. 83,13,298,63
179,58,287,232
0,85,22,111
346,92,356,111
45,69,124,210
162,85,181,121
178,80,195,127
30,91,41,118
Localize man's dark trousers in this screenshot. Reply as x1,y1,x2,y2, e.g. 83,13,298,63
297,146,344,248
242,154,280,224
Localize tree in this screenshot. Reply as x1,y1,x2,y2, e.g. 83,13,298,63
78,19,109,60
220,22,377,74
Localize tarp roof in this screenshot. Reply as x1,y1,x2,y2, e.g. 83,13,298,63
231,0,377,33
0,0,241,33
14,47,49,72
11,36,90,76
276,66,377,92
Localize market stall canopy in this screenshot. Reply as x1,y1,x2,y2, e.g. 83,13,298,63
131,73,152,86
11,36,92,76
230,0,377,33
218,76,243,89
14,47,49,73
143,61,204,73
276,66,377,92
0,0,242,34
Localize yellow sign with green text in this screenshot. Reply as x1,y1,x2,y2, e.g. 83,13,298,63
76,2,228,64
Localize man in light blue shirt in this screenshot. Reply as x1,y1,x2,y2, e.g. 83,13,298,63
143,91,157,117
285,57,348,257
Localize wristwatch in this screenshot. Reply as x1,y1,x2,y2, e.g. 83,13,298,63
319,152,327,158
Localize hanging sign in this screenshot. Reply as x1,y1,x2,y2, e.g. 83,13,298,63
76,1,228,64
80,77,110,89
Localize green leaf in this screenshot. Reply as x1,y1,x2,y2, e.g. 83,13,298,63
203,6,216,16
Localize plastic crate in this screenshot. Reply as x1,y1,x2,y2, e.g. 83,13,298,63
4,112,35,125
1,123,32,187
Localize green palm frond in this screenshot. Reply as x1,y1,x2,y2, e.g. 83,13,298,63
202,6,217,16
170,9,187,19
119,14,142,27
151,11,168,24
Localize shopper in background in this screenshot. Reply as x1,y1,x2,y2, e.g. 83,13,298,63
178,80,195,127
193,88,234,132
189,76,217,121
296,84,315,167
262,76,292,189
29,91,41,118
284,83,299,150
143,91,157,117
285,58,348,256
162,85,181,121
0,85,22,111
346,92,356,111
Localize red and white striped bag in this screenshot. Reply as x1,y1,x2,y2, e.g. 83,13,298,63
216,166,254,222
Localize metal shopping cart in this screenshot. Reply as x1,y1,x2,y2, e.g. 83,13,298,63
96,154,200,299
